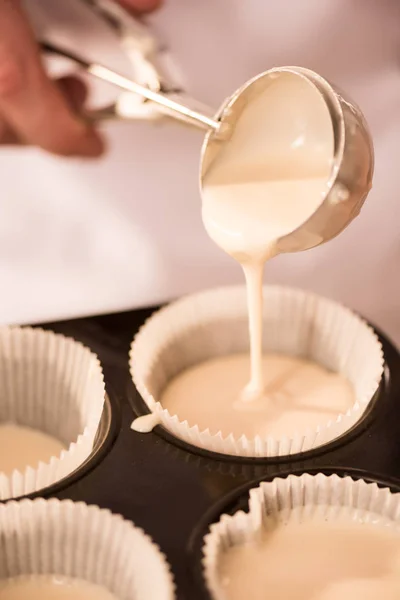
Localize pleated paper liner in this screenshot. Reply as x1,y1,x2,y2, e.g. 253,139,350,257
202,472,400,600
130,285,384,458
0,326,106,499
0,498,175,599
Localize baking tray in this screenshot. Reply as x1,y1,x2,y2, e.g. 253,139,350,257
24,306,400,600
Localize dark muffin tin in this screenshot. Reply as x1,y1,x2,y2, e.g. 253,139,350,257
21,307,400,600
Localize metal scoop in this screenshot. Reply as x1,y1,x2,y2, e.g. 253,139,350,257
41,41,220,132
200,66,374,253
40,4,373,254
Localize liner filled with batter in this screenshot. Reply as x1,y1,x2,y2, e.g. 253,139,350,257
202,473,400,600
130,285,383,458
0,326,105,499
0,498,174,599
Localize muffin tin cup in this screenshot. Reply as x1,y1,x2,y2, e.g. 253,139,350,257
202,472,400,600
0,498,175,599
0,326,106,500
129,285,384,458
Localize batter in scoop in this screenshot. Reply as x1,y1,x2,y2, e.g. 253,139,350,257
0,576,117,600
160,353,353,438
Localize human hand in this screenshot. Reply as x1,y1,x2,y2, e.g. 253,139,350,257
0,0,162,157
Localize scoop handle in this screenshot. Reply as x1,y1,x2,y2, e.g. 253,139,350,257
41,41,220,132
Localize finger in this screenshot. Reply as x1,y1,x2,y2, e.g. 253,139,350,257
0,1,104,157
0,76,89,147
117,0,163,14
57,76,88,112
0,119,20,145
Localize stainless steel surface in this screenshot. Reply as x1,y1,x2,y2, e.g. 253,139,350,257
38,0,220,128
41,41,220,132
83,0,180,93
200,66,374,253
67,393,113,478
92,393,113,454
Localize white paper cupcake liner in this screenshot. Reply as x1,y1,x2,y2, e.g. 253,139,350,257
203,473,400,600
0,498,175,599
0,326,106,499
130,285,384,458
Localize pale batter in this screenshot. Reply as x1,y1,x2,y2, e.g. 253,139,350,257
218,512,400,600
202,71,334,400
0,424,65,476
160,353,353,438
0,576,117,600
313,578,400,600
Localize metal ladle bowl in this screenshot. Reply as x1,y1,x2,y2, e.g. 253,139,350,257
200,66,374,254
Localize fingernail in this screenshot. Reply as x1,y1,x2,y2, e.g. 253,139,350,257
119,0,163,14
